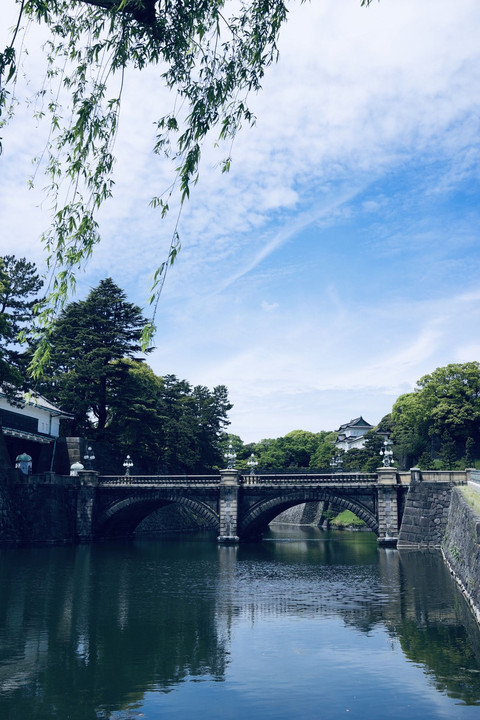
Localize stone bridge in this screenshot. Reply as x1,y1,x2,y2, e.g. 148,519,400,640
72,466,423,546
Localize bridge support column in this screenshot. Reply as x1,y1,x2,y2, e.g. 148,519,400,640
75,470,98,542
218,468,240,544
376,467,399,546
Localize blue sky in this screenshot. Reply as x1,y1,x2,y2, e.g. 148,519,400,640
2,0,480,441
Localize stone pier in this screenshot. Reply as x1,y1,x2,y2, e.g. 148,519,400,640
376,467,400,545
217,468,240,544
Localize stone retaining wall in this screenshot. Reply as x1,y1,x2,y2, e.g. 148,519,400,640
397,476,453,548
135,504,212,535
442,488,480,625
0,472,77,544
272,501,325,525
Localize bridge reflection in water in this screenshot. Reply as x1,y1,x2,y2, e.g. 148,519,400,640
0,530,479,720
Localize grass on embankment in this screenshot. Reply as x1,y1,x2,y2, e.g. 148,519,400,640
460,486,480,517
331,510,366,528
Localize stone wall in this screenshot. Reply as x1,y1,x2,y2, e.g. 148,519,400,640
272,501,325,525
135,504,212,535
0,472,77,544
397,474,453,548
442,488,480,624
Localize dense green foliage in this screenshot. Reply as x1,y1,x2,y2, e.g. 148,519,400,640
36,277,232,471
40,278,147,435
224,427,388,474
0,255,43,399
390,362,480,470
225,429,338,472
105,363,232,473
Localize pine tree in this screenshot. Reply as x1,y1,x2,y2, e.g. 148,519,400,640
0,255,43,399
45,278,147,435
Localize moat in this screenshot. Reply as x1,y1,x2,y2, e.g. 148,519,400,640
0,527,479,720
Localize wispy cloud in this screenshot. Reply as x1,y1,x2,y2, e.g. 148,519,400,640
1,0,480,441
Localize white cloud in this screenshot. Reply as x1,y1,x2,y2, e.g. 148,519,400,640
1,0,480,442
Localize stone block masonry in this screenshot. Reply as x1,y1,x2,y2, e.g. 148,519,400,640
442,488,480,625
0,471,78,544
397,473,453,548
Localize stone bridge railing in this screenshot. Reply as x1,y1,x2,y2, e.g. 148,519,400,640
99,474,221,486
97,472,378,487
240,473,377,486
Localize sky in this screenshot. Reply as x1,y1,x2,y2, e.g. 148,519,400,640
1,0,480,443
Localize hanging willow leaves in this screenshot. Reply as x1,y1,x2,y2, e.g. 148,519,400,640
1,0,376,371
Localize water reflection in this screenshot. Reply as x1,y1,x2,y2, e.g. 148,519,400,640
0,529,478,720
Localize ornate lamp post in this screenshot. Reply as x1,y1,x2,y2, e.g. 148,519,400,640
83,446,95,470
225,441,236,469
330,453,343,473
380,439,394,467
247,452,258,475
123,454,133,476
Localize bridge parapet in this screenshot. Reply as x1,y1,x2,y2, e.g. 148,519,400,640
414,470,468,484
98,474,221,486
240,473,378,486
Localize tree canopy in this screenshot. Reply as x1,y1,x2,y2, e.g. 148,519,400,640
1,0,374,364
227,429,338,472
390,362,480,470
40,277,147,435
105,364,232,473
33,276,232,472
0,255,43,398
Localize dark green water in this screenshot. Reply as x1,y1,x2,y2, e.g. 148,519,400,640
0,527,479,720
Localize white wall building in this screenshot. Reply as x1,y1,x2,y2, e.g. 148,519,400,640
334,417,374,452
0,390,72,472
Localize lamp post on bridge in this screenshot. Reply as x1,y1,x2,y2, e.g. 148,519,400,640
330,453,343,474
225,441,236,470
247,452,258,475
83,446,95,470
123,454,133,476
380,439,394,467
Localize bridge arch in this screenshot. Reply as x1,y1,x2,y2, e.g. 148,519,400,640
239,489,378,540
95,491,219,538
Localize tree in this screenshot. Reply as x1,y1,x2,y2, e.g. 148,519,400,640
340,447,366,473
309,431,337,469
75,359,232,473
417,451,434,470
43,278,147,435
390,391,431,469
191,384,232,470
439,430,457,471
0,255,43,398
464,436,475,469
242,429,337,471
251,437,287,470
417,363,480,445
337,430,387,472
1,1,374,359
106,358,166,469
361,430,386,472
390,362,480,469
